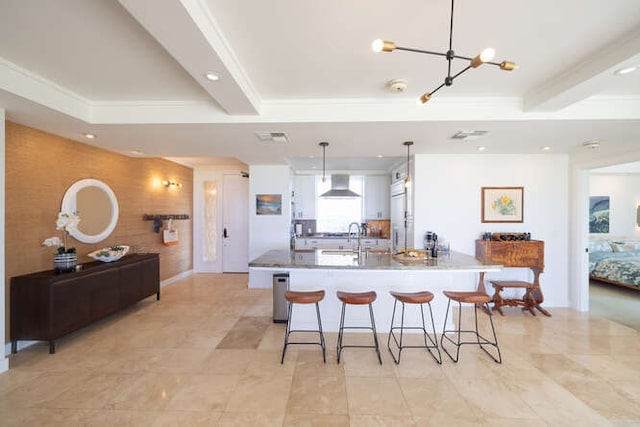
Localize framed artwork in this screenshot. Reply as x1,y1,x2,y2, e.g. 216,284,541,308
256,194,282,215
589,196,609,233
481,187,524,223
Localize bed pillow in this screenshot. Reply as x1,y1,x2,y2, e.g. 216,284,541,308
589,240,612,253
611,241,640,252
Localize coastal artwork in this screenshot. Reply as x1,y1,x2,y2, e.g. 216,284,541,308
481,186,524,223
589,196,609,233
256,194,282,215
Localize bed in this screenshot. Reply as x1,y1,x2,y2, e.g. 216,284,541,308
589,239,640,290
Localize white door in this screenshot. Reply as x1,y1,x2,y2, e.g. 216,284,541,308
222,174,249,272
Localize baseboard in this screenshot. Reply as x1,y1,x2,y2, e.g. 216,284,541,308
3,340,38,359
161,269,193,287
0,357,8,373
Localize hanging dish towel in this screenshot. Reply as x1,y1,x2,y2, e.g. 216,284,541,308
163,219,179,246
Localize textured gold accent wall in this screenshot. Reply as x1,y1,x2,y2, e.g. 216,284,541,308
5,121,193,285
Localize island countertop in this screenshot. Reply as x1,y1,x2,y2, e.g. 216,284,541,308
249,249,502,271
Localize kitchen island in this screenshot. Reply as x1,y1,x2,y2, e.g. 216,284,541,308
249,249,502,332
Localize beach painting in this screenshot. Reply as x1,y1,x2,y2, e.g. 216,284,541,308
256,194,282,215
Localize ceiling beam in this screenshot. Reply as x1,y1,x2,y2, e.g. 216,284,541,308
523,27,640,112
117,0,260,115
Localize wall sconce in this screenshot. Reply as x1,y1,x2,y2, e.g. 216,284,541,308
162,180,182,188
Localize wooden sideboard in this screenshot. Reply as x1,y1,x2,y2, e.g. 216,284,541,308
10,253,160,354
475,240,550,316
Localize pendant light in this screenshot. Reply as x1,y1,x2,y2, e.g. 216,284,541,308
372,0,517,103
403,141,413,189
319,142,329,183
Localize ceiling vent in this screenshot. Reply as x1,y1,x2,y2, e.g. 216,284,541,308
451,130,488,141
256,132,288,143
582,140,600,149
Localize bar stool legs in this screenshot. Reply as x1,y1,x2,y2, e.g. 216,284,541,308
281,290,326,364
387,291,442,364
440,291,502,364
336,290,382,364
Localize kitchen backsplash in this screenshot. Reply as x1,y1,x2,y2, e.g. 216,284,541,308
292,219,389,238
292,219,316,236
366,220,390,238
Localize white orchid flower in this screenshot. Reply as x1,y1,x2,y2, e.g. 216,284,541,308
42,237,63,247
56,211,81,231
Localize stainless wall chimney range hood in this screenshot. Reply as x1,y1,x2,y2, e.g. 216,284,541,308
320,174,360,198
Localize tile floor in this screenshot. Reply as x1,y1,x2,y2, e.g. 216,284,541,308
1,273,640,426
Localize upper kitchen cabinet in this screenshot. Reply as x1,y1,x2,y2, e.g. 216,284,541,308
293,175,317,219
364,175,391,220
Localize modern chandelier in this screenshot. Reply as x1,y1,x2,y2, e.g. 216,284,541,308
372,0,517,103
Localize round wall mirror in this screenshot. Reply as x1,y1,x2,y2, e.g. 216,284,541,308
61,179,119,244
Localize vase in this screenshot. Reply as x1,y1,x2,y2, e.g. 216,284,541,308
54,253,77,273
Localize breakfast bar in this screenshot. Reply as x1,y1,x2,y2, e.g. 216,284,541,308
249,249,502,332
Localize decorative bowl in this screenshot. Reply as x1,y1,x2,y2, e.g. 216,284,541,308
88,245,130,262
392,249,428,262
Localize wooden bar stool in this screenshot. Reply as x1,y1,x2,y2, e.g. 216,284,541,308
336,290,382,364
281,290,326,364
440,290,502,364
387,290,442,364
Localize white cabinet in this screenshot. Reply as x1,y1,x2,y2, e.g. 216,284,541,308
295,237,390,250
295,238,351,250
364,175,391,219
293,175,316,219
361,238,390,249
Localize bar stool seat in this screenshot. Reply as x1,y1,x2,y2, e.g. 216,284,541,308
336,290,382,364
441,290,502,364
281,290,326,364
388,290,442,364
337,290,377,305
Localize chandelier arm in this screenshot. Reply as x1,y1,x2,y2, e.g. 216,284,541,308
395,46,448,57
449,0,455,52
430,82,446,96
450,65,473,81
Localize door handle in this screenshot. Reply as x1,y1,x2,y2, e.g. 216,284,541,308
223,228,228,238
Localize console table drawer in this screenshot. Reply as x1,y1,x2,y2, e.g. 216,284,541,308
475,240,544,269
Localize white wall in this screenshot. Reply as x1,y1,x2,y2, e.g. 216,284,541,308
413,154,570,307
1,109,7,373
589,174,640,239
248,165,292,288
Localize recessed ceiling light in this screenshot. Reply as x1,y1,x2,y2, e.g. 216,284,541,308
477,146,486,151
614,66,637,75
83,133,96,139
205,72,220,81
376,154,384,158
541,146,551,151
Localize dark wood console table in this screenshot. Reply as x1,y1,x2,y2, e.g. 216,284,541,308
10,253,160,354
475,240,550,317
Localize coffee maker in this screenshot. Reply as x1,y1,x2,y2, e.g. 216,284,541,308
424,231,438,257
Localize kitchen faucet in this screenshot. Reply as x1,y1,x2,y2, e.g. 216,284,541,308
348,222,362,254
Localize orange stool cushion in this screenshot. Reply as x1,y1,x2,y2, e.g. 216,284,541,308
337,290,377,305
285,290,325,304
389,290,434,304
443,290,491,304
